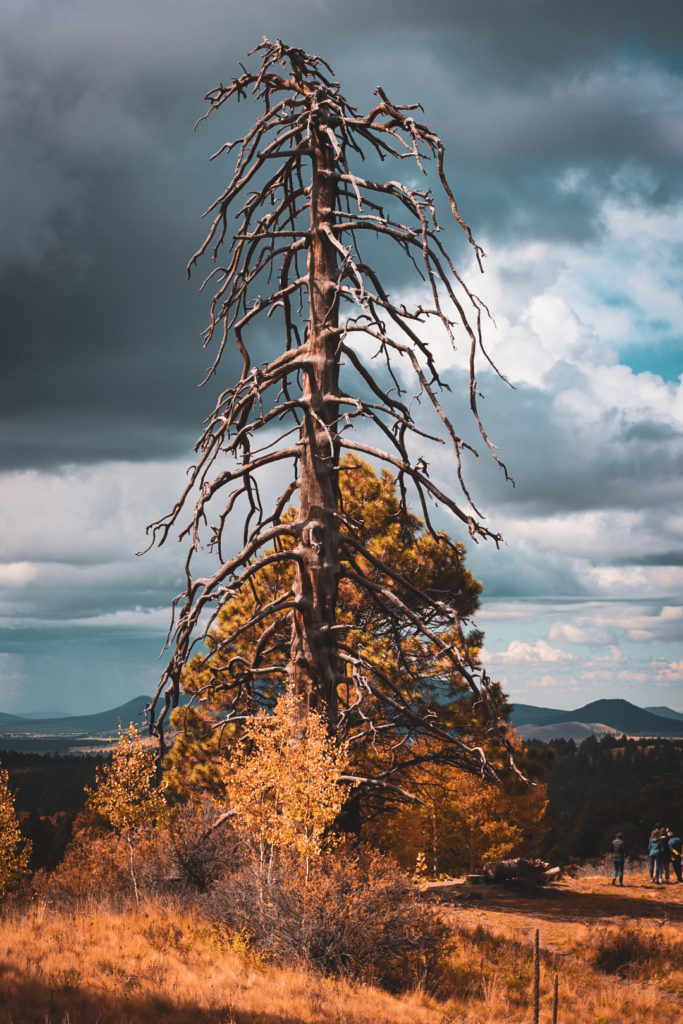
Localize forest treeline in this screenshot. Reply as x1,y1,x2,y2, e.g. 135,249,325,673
0,751,103,870
537,735,683,863
3,734,682,873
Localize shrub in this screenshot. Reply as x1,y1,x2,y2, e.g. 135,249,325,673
140,799,241,895
203,844,447,991
588,923,678,978
217,690,356,872
35,830,132,905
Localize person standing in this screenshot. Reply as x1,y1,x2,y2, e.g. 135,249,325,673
661,827,672,882
668,830,682,883
653,826,668,884
610,832,626,886
649,823,664,882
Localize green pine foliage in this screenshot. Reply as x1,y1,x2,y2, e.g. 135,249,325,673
538,735,683,861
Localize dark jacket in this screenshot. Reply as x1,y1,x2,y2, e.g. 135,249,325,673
611,837,626,859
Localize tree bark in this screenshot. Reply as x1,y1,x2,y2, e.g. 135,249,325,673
289,120,340,725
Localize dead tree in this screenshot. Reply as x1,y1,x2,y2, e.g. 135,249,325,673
145,39,516,788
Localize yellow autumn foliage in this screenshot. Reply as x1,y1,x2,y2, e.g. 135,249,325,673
366,734,548,876
0,766,31,897
218,690,356,863
87,723,168,835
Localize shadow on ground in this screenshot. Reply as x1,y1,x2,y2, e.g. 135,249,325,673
0,963,299,1024
428,879,683,923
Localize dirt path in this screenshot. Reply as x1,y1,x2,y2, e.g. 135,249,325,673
425,870,683,1015
426,870,683,925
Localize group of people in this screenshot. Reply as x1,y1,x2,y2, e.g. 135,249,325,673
647,824,682,885
608,825,682,885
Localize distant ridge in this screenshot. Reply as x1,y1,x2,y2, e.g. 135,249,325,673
0,696,151,737
0,712,24,723
509,698,683,739
516,721,620,743
645,705,683,722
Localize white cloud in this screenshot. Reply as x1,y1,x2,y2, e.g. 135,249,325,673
484,638,574,665
586,566,683,599
653,658,683,682
0,562,38,585
548,622,611,645
500,510,647,561
0,459,187,565
54,606,172,631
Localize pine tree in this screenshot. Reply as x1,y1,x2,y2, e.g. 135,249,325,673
164,457,501,804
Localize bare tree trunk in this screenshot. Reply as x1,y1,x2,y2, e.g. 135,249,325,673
533,928,540,1024
430,805,439,877
126,833,140,906
146,40,523,790
290,123,340,725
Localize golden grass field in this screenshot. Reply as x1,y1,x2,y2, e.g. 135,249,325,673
0,866,681,1023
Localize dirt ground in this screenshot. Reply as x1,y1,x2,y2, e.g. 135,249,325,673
427,866,683,932
425,866,683,1018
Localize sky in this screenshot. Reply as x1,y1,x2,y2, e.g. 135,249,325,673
1,0,682,716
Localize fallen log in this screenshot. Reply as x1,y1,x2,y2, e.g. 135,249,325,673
481,857,560,886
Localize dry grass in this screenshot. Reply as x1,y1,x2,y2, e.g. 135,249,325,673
0,898,441,1024
0,870,681,1023
432,867,683,1022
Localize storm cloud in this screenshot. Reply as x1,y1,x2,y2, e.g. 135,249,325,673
1,0,682,712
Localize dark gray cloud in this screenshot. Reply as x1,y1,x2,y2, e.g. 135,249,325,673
0,625,165,714
2,0,682,469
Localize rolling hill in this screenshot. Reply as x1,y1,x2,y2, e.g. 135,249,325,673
0,696,150,737
509,698,683,739
515,721,621,743
645,705,683,722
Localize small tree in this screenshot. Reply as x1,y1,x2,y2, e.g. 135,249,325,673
87,724,168,902
366,736,548,876
0,767,31,897
219,689,354,876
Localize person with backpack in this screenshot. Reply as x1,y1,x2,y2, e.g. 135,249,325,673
610,832,626,886
668,830,682,883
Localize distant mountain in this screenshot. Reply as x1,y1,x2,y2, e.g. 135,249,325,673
0,696,151,737
0,712,24,723
516,721,620,743
645,706,683,722
508,704,565,727
509,698,683,738
15,710,71,720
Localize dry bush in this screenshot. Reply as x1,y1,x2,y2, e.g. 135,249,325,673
587,922,681,979
35,799,241,907
203,845,447,991
139,799,240,894
34,830,132,904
